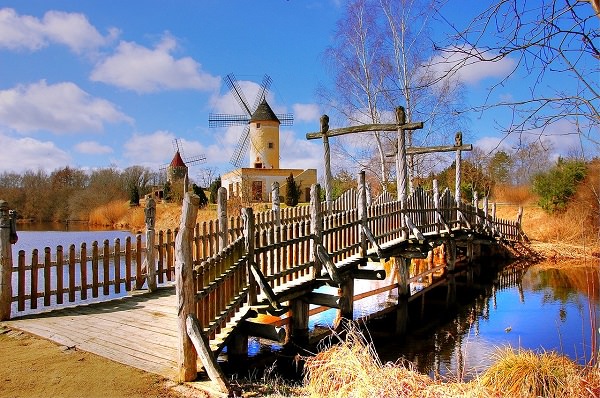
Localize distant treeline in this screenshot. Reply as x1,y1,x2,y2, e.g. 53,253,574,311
0,166,162,222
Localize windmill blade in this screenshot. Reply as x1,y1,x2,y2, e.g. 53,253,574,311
225,73,252,116
252,74,272,111
172,138,182,153
230,125,251,167
208,113,250,128
184,154,206,166
276,113,294,126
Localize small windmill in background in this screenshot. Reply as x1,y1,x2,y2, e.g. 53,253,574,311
209,73,293,168
159,138,206,201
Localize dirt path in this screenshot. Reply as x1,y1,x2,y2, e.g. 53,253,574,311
0,326,209,398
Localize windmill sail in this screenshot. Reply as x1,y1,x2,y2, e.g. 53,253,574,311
208,73,294,167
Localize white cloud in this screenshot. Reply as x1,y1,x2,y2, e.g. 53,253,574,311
0,133,70,172
91,35,220,93
279,129,323,171
428,46,516,86
293,103,321,123
0,80,132,134
123,131,221,168
75,141,113,155
0,8,115,53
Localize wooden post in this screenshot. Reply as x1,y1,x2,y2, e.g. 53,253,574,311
0,200,14,320
455,132,462,205
289,298,309,345
217,187,228,250
396,107,408,205
358,170,368,257
433,179,440,234
144,197,157,291
395,257,409,335
176,192,200,382
336,276,354,326
310,184,323,278
271,182,281,227
320,115,333,213
242,207,257,305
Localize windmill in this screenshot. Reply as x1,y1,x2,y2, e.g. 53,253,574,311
159,138,206,186
209,73,293,168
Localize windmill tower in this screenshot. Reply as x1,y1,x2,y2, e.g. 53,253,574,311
161,139,206,201
209,73,293,168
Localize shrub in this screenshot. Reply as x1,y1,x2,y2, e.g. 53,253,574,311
191,184,208,207
209,177,221,204
285,173,301,207
532,158,586,213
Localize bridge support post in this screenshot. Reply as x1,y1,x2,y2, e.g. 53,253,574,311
176,192,200,382
228,331,249,365
445,240,457,308
335,276,354,327
289,298,309,346
395,257,410,335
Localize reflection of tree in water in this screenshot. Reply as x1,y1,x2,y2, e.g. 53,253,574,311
522,262,600,303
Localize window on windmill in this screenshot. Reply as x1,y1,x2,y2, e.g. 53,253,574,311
256,123,261,128
268,142,274,149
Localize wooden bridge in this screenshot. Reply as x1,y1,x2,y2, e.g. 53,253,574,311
0,175,526,393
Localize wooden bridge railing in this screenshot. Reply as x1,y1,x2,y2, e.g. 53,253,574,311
3,178,524,318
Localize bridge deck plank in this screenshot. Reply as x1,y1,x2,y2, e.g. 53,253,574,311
5,287,181,379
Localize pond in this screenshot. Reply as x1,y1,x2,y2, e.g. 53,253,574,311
243,258,600,382
374,259,600,379
12,222,138,259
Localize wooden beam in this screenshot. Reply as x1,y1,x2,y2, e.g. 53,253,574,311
249,262,282,311
316,244,341,284
240,320,286,343
361,224,383,259
303,292,343,308
386,144,472,157
186,314,230,393
353,269,386,280
306,121,423,140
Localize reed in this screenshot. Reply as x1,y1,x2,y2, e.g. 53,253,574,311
479,347,599,398
302,324,488,398
88,200,129,226
301,324,600,398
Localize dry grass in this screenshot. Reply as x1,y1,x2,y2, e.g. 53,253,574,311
301,324,600,398
302,324,491,398
480,347,600,398
492,184,536,205
89,200,129,226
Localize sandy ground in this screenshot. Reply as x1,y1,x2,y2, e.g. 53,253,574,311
0,326,209,398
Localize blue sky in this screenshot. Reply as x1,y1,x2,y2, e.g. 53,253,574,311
0,1,595,183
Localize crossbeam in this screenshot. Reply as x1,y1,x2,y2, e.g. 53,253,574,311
306,121,423,140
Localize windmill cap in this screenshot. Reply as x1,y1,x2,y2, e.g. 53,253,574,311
170,151,186,167
250,99,280,123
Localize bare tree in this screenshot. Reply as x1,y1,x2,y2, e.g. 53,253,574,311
437,0,599,147
321,0,465,191
380,0,465,186
322,0,390,188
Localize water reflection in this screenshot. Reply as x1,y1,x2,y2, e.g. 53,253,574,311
380,260,600,379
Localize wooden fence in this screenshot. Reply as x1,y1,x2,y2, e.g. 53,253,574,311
4,181,524,318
